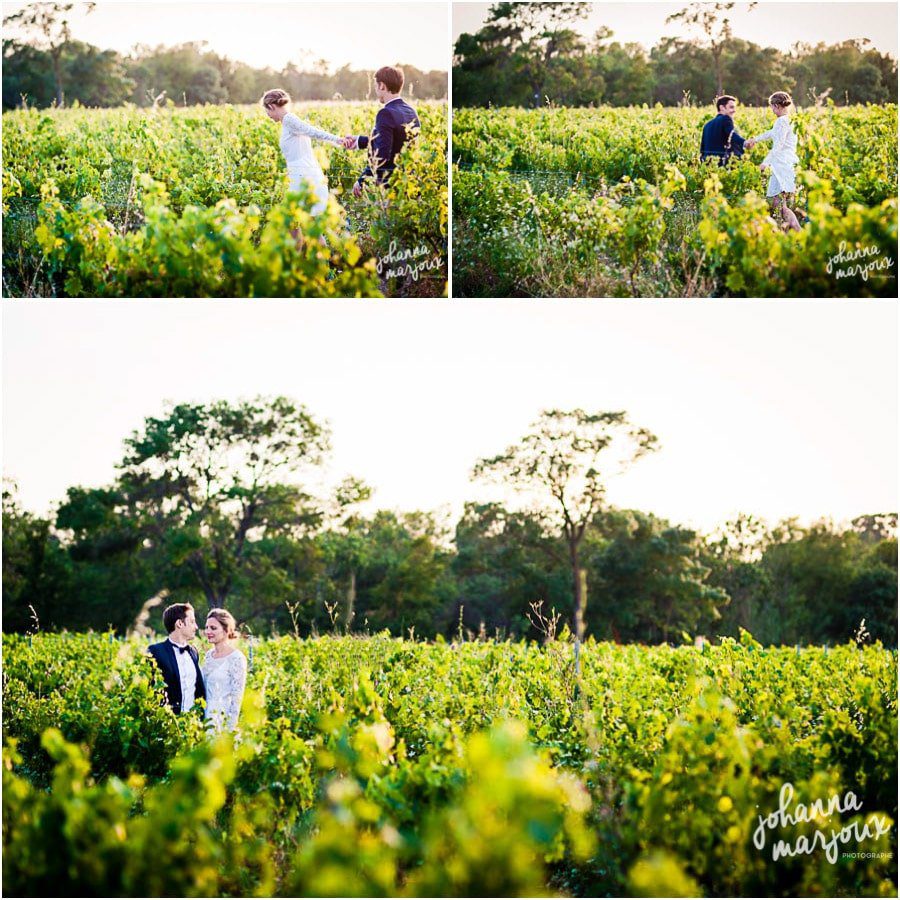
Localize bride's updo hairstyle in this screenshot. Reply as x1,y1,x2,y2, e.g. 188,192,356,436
261,88,290,109
768,91,793,109
207,607,238,639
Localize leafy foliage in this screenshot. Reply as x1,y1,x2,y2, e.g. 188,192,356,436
453,104,898,297
474,410,660,640
3,631,896,896
2,101,447,297
454,10,898,109
2,35,447,111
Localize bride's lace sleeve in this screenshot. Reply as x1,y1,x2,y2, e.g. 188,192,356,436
769,117,791,153
225,651,248,729
285,113,342,145
752,124,777,143
761,117,792,166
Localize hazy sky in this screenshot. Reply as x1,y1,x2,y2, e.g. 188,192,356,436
1,1,450,72
3,301,896,536
452,1,899,57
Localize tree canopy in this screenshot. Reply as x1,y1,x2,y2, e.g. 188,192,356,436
2,33,447,110
3,400,895,647
454,2,897,107
472,409,658,646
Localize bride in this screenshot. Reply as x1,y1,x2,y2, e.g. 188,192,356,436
261,88,344,215
202,608,247,732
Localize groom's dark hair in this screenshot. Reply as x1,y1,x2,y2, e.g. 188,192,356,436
375,66,404,94
163,602,194,634
716,95,737,110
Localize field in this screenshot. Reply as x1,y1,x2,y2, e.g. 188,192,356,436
1,101,447,298
3,630,896,897
452,104,898,297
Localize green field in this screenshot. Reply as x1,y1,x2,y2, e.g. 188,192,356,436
452,104,898,297
3,630,896,897
2,101,447,298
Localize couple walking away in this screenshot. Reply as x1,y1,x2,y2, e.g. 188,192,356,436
261,64,420,215
700,91,802,231
148,602,247,733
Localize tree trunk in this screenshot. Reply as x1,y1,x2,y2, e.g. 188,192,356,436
713,46,723,97
51,48,64,107
345,570,356,628
188,555,219,608
574,567,587,680
569,537,587,681
528,65,543,107
569,537,582,635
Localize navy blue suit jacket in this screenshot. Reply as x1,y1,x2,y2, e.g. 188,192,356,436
700,113,745,164
148,639,206,714
356,97,421,186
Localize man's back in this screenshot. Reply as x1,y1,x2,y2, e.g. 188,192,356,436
701,112,744,164
360,98,421,183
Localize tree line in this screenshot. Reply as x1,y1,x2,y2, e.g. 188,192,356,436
2,3,446,110
453,1,898,108
3,397,896,647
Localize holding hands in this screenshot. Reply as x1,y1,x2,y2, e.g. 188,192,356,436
742,137,767,169
341,135,358,150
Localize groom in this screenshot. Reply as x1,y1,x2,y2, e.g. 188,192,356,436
342,66,420,197
700,95,746,165
148,602,206,714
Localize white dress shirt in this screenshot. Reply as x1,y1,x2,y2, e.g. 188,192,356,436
168,638,197,710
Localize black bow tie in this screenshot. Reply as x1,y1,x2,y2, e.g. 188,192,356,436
175,645,191,654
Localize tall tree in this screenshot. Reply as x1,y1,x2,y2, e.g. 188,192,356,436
455,1,590,106
759,518,897,645
55,483,159,630
317,478,376,628
665,2,757,97
452,501,570,636
2,480,74,631
704,513,772,635
107,397,334,610
587,509,729,643
327,510,455,636
2,1,95,106
850,513,898,544
473,409,659,652
591,30,654,106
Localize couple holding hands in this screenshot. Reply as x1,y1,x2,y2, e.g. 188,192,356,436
262,64,420,214
700,91,802,232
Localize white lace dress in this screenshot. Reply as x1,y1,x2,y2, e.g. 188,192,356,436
280,112,342,215
751,115,799,196
201,648,247,732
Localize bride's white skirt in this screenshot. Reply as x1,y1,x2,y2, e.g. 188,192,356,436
764,153,798,197
286,167,329,215
767,170,796,197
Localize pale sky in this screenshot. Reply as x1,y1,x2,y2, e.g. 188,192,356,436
1,1,450,73
2,301,896,537
452,1,899,58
